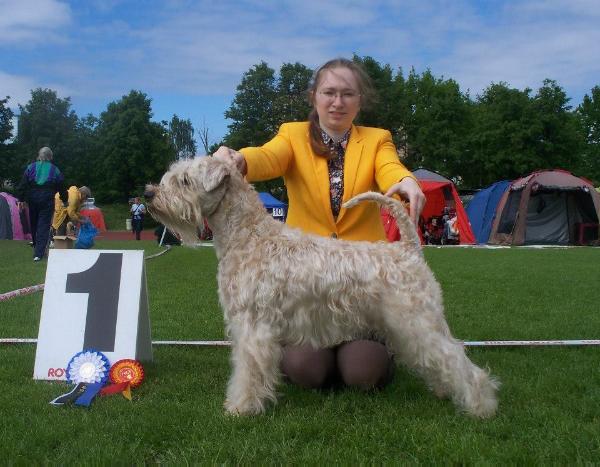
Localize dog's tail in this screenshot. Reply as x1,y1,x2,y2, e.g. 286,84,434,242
342,192,421,251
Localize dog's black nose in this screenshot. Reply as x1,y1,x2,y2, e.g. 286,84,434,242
144,190,155,201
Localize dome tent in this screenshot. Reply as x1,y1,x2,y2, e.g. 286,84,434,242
383,168,475,245
416,169,475,244
258,192,287,221
0,192,31,240
489,169,600,246
465,180,511,244
412,168,451,182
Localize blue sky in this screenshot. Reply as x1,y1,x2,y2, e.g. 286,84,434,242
2,0,600,149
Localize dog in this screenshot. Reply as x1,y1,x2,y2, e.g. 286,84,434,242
144,156,499,418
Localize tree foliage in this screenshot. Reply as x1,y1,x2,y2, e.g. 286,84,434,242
4,57,600,202
223,62,313,199
223,61,278,148
94,90,176,201
12,88,80,184
168,115,197,159
576,86,600,184
402,69,472,180
0,96,13,144
0,96,15,185
273,62,313,125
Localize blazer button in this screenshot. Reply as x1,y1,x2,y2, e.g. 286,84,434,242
330,233,338,239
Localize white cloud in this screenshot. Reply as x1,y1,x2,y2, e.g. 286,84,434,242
0,0,71,45
434,1,600,101
0,69,74,111
0,70,37,107
2,0,600,128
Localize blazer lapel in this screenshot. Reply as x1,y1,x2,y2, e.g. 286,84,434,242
307,138,337,229
337,125,364,223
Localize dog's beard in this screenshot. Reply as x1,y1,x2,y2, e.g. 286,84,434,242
147,191,203,245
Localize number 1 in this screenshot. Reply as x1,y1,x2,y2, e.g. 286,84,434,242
65,253,123,351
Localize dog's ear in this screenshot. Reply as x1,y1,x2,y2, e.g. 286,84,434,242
202,159,230,192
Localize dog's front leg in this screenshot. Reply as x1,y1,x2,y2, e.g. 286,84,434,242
224,316,282,415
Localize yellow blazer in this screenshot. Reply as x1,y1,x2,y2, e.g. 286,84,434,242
241,122,415,241
52,186,82,230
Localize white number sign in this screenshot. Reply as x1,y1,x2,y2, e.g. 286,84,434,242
33,250,153,381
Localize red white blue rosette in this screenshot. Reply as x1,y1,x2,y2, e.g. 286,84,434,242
66,350,110,385
50,350,110,407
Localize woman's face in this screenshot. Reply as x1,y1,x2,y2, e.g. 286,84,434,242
312,66,361,135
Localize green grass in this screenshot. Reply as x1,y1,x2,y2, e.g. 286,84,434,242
1,240,600,463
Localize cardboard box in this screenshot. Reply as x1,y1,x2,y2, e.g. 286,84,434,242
53,235,76,249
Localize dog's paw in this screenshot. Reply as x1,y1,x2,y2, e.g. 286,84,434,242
224,398,266,416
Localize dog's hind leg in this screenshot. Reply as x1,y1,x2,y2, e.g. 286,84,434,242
382,311,499,418
224,316,282,415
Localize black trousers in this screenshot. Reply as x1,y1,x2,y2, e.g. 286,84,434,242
132,218,143,240
28,190,54,258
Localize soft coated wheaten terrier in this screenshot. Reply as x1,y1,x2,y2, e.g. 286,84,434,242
144,156,499,418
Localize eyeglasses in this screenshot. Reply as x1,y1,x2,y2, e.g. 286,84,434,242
317,89,361,103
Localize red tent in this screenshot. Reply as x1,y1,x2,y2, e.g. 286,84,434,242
382,169,475,245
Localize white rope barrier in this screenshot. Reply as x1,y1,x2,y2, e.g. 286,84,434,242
0,284,45,302
0,338,233,346
153,340,231,346
0,338,38,344
144,245,172,260
2,338,600,347
463,339,600,346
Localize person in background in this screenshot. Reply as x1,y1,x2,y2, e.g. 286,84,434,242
16,147,67,261
130,197,146,240
214,57,425,391
52,185,92,237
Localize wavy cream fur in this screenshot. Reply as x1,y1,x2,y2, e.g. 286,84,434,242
145,157,499,418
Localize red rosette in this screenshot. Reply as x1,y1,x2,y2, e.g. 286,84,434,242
109,359,145,388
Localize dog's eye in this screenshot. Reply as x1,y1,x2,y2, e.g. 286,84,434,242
181,175,190,186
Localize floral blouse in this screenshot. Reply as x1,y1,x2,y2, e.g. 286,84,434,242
321,128,351,220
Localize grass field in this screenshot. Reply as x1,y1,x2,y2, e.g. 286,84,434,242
1,239,600,463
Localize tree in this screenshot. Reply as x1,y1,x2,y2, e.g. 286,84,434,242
0,96,13,144
272,62,312,124
65,113,100,188
531,79,581,172
402,69,472,182
168,115,197,159
352,55,396,131
575,86,600,184
94,90,176,201
465,83,540,186
223,61,277,148
198,118,211,154
12,88,80,183
464,80,584,187
224,62,314,200
0,96,15,186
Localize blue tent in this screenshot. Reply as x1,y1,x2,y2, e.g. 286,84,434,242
258,192,287,221
465,181,511,243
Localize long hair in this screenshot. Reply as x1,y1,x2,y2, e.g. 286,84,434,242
307,58,376,158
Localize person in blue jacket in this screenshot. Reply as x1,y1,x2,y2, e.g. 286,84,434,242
17,147,67,261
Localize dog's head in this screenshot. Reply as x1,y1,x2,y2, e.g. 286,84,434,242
144,156,234,244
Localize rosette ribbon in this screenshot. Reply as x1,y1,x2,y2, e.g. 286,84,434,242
50,350,110,407
100,359,145,400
